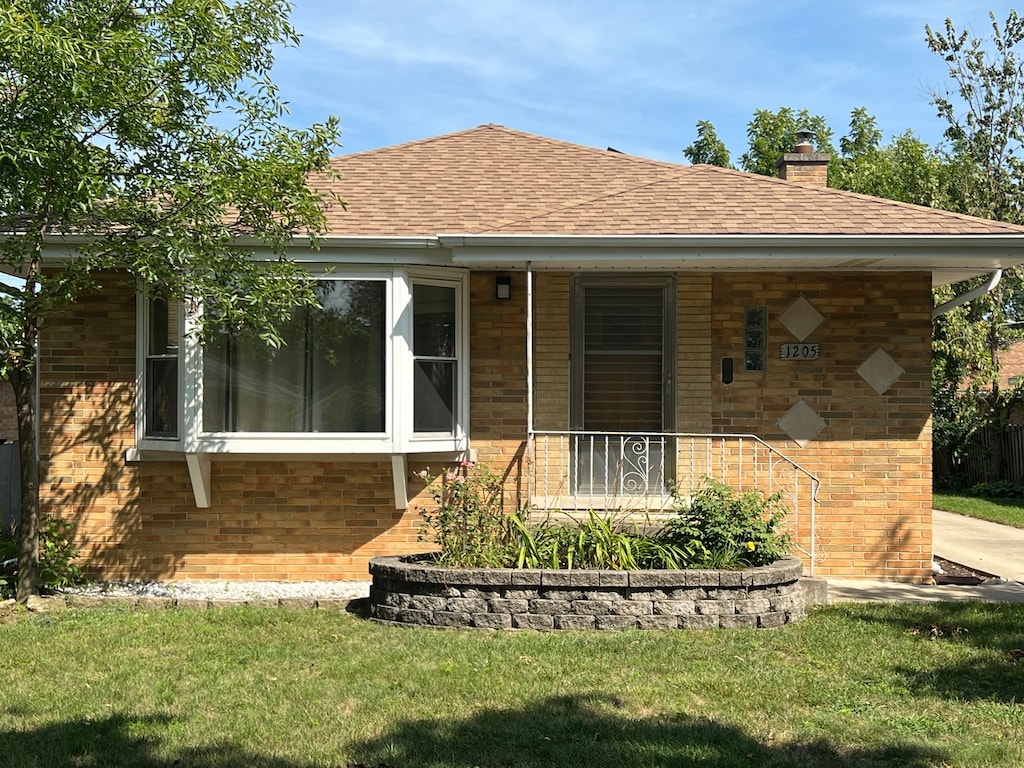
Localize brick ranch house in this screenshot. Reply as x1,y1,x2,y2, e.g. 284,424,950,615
38,124,1024,582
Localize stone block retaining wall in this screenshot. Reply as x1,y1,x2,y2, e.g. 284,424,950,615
369,556,805,630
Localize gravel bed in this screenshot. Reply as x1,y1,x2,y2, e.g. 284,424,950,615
60,580,372,602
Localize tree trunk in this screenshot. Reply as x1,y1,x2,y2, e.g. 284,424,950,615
10,357,39,603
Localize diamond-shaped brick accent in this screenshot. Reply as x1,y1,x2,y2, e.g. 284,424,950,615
778,401,826,447
857,348,905,395
778,296,824,341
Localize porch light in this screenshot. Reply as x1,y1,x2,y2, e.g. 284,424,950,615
495,275,511,300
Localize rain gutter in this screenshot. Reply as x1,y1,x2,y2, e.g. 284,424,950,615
932,269,1003,320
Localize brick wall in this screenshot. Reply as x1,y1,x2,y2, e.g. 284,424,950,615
710,272,933,579
529,270,932,580
39,269,933,582
0,380,16,442
39,272,534,582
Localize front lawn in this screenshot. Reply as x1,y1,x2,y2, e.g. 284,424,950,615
933,492,1024,529
1,603,1023,767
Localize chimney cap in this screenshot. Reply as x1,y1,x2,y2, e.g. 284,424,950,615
794,127,817,152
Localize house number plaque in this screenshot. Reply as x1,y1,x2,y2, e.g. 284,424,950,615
780,343,820,360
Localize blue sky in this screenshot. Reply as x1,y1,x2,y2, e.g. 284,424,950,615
270,1,1020,164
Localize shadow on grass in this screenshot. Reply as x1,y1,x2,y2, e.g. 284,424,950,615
351,693,945,768
840,602,1024,703
0,713,316,768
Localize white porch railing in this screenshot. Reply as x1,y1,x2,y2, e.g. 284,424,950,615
527,431,821,575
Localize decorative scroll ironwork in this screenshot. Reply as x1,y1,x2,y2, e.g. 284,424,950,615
571,434,667,497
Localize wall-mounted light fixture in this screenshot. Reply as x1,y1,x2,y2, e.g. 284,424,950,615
495,275,511,300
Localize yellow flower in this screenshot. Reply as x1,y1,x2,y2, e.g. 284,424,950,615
746,541,756,551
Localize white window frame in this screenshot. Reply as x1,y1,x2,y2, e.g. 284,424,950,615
135,294,186,453
396,272,470,453
135,264,470,462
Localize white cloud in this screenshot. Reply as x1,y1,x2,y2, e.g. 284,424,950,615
269,0,1021,161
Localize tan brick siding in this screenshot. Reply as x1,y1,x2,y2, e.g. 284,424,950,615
709,273,933,579
40,269,933,582
0,380,16,442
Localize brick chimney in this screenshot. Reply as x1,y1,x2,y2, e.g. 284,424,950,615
777,129,830,187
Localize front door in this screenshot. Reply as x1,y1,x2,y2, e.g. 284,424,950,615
570,277,675,498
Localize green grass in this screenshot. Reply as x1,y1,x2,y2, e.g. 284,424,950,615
933,492,1024,528
1,603,1023,767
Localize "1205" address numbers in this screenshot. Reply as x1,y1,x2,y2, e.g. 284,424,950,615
779,343,820,360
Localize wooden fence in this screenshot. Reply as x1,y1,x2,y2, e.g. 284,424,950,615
934,425,1024,487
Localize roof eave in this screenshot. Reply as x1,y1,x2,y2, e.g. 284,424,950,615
439,233,1024,286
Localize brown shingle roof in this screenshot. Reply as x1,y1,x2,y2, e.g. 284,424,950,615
313,124,1024,237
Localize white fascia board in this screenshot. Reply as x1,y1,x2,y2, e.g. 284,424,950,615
37,234,452,266
440,233,1024,272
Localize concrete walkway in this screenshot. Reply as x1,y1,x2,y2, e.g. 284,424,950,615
932,509,1024,581
826,510,1024,604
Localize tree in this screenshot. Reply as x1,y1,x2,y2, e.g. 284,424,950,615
738,107,834,177
927,10,1024,223
926,11,1024,479
683,120,732,167
830,110,954,208
0,0,340,601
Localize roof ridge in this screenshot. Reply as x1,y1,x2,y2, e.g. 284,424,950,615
331,123,689,173
480,124,689,172
688,165,1024,234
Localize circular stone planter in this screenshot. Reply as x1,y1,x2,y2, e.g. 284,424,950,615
368,555,805,630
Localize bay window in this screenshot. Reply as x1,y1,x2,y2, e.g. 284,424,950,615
135,267,467,455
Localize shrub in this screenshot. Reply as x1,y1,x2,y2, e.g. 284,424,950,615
965,480,1024,498
38,516,85,590
417,462,517,568
0,516,84,596
663,478,792,568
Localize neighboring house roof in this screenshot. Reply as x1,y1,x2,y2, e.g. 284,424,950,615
1000,341,1024,389
314,124,1024,238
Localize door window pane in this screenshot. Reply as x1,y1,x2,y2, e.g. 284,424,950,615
581,286,665,432
571,281,672,495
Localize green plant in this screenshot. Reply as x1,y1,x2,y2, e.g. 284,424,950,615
1,528,18,598
510,510,694,570
965,481,1024,498
418,463,791,571
38,516,85,590
665,478,792,568
417,462,516,568
0,516,84,595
